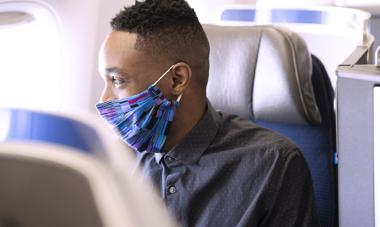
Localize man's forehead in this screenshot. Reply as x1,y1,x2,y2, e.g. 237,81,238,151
103,31,138,53
98,31,169,76
99,32,144,73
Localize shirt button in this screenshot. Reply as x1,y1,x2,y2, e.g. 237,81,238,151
168,185,177,194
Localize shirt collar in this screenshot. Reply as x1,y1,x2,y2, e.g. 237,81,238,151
156,100,221,165
155,153,164,163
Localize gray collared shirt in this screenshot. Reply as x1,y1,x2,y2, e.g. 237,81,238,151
135,102,320,227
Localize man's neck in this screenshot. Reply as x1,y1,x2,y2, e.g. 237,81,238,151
163,97,207,151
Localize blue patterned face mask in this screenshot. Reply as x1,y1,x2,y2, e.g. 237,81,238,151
96,65,181,153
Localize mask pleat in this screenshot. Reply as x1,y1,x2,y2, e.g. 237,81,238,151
95,73,181,153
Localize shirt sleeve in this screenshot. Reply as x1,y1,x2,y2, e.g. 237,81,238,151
260,148,321,227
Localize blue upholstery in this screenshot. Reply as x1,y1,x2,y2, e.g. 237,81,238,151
257,55,337,227
257,122,335,227
221,9,256,22
221,8,327,24
1,109,105,154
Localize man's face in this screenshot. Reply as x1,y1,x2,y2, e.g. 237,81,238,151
98,31,171,102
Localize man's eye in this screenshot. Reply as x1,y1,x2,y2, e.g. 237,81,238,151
111,76,126,86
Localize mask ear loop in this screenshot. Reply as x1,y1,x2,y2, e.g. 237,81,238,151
152,64,175,86
176,94,183,102
153,64,183,103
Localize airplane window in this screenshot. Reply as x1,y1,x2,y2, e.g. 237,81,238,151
0,11,61,111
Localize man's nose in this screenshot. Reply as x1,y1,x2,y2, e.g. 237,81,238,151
100,87,116,103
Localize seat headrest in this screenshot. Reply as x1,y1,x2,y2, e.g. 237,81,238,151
204,25,321,125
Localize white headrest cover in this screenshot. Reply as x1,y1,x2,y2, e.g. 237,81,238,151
205,25,321,125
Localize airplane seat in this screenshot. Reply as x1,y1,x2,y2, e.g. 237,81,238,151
0,109,106,155
0,145,105,227
204,25,337,227
0,108,178,227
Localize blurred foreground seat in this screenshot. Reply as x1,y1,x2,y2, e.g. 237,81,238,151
0,108,177,227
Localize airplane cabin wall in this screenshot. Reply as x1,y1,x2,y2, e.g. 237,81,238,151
3,0,104,113
58,0,379,113
2,0,377,113
89,0,134,112
0,0,133,113
0,0,101,113
46,0,102,113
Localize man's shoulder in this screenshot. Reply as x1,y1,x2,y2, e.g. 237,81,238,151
202,111,306,172
212,112,299,154
202,111,306,182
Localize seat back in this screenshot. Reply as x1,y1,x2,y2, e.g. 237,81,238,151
0,144,108,227
0,108,178,227
1,108,105,155
204,25,337,227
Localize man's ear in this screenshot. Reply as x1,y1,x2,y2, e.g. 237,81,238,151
170,62,192,96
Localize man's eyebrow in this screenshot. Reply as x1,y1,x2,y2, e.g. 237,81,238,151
104,67,128,76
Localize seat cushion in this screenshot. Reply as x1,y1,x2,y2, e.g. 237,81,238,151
256,121,334,227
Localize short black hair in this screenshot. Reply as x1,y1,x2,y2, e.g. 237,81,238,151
111,0,210,88
111,0,201,39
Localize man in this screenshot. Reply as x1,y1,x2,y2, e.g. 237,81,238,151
96,0,321,226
